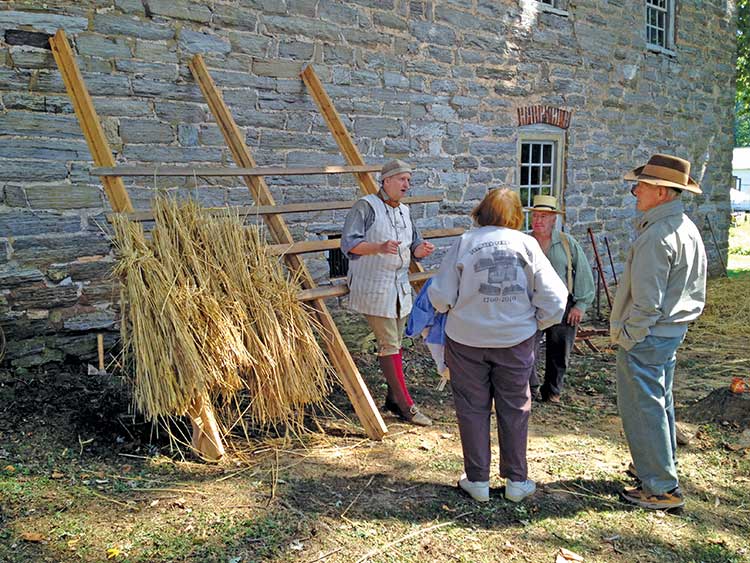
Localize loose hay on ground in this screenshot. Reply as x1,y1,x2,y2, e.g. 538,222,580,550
112,196,333,441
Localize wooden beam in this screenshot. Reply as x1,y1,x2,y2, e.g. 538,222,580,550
300,64,426,282
50,31,225,462
92,164,383,177
108,194,442,223
189,54,387,441
267,227,464,257
300,65,380,196
49,30,133,214
297,271,435,302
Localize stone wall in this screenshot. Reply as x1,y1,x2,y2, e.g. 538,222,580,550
0,0,736,368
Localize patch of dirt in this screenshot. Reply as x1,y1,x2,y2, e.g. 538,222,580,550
678,387,750,427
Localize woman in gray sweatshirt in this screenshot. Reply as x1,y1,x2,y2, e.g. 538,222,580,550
428,188,568,503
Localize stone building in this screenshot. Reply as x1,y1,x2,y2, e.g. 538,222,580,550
0,1,736,368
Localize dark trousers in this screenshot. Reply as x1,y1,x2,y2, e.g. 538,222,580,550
445,335,535,483
531,299,577,399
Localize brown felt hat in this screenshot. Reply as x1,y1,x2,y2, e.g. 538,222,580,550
381,159,412,180
624,153,701,194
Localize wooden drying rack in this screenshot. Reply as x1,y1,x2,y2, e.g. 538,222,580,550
49,30,461,459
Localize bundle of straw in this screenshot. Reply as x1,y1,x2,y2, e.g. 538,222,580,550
685,274,750,345
112,196,332,434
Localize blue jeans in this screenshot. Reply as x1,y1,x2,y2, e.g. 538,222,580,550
616,334,684,495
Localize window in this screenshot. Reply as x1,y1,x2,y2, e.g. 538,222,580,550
646,0,675,52
517,127,565,230
537,0,568,14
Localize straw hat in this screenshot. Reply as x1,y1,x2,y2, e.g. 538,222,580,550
624,153,701,194
381,159,412,180
525,194,564,214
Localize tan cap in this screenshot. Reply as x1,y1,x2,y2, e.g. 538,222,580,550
381,159,412,180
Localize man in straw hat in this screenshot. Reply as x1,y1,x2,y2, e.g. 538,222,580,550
528,195,595,403
341,159,435,426
614,154,707,510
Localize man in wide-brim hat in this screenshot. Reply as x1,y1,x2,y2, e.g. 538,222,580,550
527,195,595,404
612,154,707,510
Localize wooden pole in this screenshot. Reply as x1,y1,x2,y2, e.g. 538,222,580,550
189,54,387,440
49,30,133,213
587,228,613,309
301,64,426,282
50,30,225,461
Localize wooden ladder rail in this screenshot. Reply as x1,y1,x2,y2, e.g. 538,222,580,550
189,54,387,441
300,65,427,280
49,30,225,461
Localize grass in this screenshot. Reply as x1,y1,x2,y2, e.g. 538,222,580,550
729,216,750,274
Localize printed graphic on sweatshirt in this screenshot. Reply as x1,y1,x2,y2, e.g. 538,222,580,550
474,248,527,299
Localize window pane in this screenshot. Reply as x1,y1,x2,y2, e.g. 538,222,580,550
542,144,552,164
520,187,529,206
530,166,540,185
541,185,551,196
522,143,529,162
531,144,541,163
541,166,551,186
520,166,529,186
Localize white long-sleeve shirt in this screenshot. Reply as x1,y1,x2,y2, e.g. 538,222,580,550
428,225,568,348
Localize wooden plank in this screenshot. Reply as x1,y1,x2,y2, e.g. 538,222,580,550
267,227,464,257
108,194,442,223
49,30,133,214
92,164,383,177
297,271,435,302
301,64,426,282
190,54,387,441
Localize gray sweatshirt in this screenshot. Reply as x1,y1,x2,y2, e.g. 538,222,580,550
428,225,568,348
610,199,707,350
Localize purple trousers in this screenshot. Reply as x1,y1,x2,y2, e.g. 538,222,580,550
446,335,535,483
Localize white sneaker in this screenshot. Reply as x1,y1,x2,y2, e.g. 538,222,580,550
458,473,490,502
505,479,536,502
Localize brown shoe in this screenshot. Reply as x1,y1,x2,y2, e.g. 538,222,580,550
547,394,561,404
626,461,639,480
621,486,684,510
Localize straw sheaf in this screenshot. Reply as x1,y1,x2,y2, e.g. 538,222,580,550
112,196,332,435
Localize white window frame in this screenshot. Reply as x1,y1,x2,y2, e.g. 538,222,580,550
537,0,569,17
645,0,676,55
517,125,566,230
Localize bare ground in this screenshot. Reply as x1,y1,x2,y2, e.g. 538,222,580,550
1,307,749,563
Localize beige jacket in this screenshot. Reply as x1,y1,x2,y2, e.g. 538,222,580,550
610,199,707,350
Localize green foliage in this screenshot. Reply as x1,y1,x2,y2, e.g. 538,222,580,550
737,0,750,145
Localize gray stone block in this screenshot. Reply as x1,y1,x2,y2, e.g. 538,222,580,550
319,0,359,25
119,119,175,144
4,184,102,210
115,0,146,14
179,30,231,55
153,101,206,123
213,4,258,31
373,11,407,30
93,14,174,41
1,159,69,182
132,79,205,102
122,145,224,163
147,0,212,23
262,16,340,42
62,308,117,331
134,39,178,63
0,209,82,237
177,124,199,146
0,110,84,138
252,59,305,78
8,46,55,69
354,116,402,137
228,31,273,56
9,283,80,309
410,22,457,46
0,265,44,288
279,40,316,60
75,34,133,59
0,137,89,160
0,11,88,34
114,59,179,81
